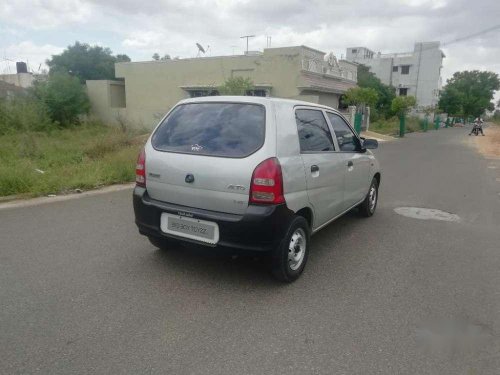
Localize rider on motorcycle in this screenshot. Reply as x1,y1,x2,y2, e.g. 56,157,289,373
469,117,485,136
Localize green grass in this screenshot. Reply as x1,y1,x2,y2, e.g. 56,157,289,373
0,123,148,197
370,116,425,136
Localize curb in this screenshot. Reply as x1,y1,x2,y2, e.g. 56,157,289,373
361,130,396,142
0,183,135,211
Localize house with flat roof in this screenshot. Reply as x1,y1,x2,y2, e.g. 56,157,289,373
86,46,358,128
345,42,445,108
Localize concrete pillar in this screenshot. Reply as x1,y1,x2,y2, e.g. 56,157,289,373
348,106,356,127
365,106,371,131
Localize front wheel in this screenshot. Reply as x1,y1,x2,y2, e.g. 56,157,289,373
271,216,310,282
359,178,378,217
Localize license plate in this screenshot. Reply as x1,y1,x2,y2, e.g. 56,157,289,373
160,213,219,245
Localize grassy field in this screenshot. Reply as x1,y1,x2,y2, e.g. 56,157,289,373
0,123,148,198
369,116,424,136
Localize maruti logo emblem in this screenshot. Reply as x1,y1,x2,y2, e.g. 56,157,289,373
227,184,246,191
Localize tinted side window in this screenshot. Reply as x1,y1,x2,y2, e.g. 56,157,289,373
326,113,360,152
295,109,335,152
151,103,265,157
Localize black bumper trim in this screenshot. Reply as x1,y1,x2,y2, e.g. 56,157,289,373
133,187,294,252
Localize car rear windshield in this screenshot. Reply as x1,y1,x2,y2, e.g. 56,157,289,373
151,102,266,158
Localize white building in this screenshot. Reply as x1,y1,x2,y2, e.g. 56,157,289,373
345,42,445,108
0,72,36,88
0,62,39,89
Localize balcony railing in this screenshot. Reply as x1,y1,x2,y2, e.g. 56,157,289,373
301,58,357,82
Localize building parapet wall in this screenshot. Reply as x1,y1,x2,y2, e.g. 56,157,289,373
87,45,357,129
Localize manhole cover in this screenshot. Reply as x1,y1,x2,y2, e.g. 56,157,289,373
394,207,460,222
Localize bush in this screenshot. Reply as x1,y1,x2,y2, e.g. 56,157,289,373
369,107,380,122
0,96,54,135
391,96,417,117
0,122,145,197
218,77,254,96
370,116,422,135
33,72,90,126
344,87,378,111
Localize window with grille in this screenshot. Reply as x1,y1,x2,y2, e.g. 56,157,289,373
401,65,410,74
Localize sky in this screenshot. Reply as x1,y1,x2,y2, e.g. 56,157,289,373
1,0,499,101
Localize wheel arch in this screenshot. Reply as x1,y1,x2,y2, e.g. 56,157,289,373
295,207,314,231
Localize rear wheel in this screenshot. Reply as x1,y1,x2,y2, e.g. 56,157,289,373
359,178,378,217
271,216,310,282
148,236,177,251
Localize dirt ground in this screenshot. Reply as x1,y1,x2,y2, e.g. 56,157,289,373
473,123,500,158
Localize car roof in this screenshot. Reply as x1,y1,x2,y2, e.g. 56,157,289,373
178,96,341,113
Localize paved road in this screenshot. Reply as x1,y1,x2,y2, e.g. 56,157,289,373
1,127,500,374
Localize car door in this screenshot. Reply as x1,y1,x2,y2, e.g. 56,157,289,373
325,112,371,210
295,108,346,229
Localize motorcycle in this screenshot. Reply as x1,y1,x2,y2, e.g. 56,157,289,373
469,123,484,136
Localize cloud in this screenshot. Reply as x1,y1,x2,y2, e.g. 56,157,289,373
0,0,93,29
0,0,499,90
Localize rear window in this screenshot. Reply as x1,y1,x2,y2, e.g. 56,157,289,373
151,103,266,157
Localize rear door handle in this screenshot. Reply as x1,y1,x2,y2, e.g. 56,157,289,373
311,165,319,173
347,161,354,167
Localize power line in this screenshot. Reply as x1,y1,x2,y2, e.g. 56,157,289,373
442,24,500,47
362,23,500,58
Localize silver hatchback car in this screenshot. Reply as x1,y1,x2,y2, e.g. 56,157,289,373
133,96,381,282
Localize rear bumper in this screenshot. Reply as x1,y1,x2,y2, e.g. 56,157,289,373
133,187,294,252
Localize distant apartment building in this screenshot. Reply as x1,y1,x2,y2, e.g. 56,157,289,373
345,42,445,108
86,46,358,128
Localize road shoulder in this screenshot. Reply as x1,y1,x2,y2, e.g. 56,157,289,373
0,183,134,211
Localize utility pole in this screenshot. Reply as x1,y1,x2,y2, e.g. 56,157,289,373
240,35,255,54
414,43,423,104
266,36,272,48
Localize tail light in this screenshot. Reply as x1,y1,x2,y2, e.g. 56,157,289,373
249,158,285,204
135,148,146,187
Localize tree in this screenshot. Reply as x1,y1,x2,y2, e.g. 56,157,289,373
391,96,417,117
437,86,462,115
391,96,417,137
356,64,396,117
218,77,254,96
152,53,171,61
116,54,131,63
46,42,131,83
33,72,90,126
343,87,378,113
438,70,500,118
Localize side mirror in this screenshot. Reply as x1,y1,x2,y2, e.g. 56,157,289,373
363,138,378,150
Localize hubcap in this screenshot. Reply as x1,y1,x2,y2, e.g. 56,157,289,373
369,185,377,212
288,228,306,271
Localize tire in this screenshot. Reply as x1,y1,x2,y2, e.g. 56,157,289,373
359,177,378,217
271,216,310,282
148,236,177,250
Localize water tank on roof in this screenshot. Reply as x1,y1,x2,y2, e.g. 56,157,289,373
16,62,28,74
